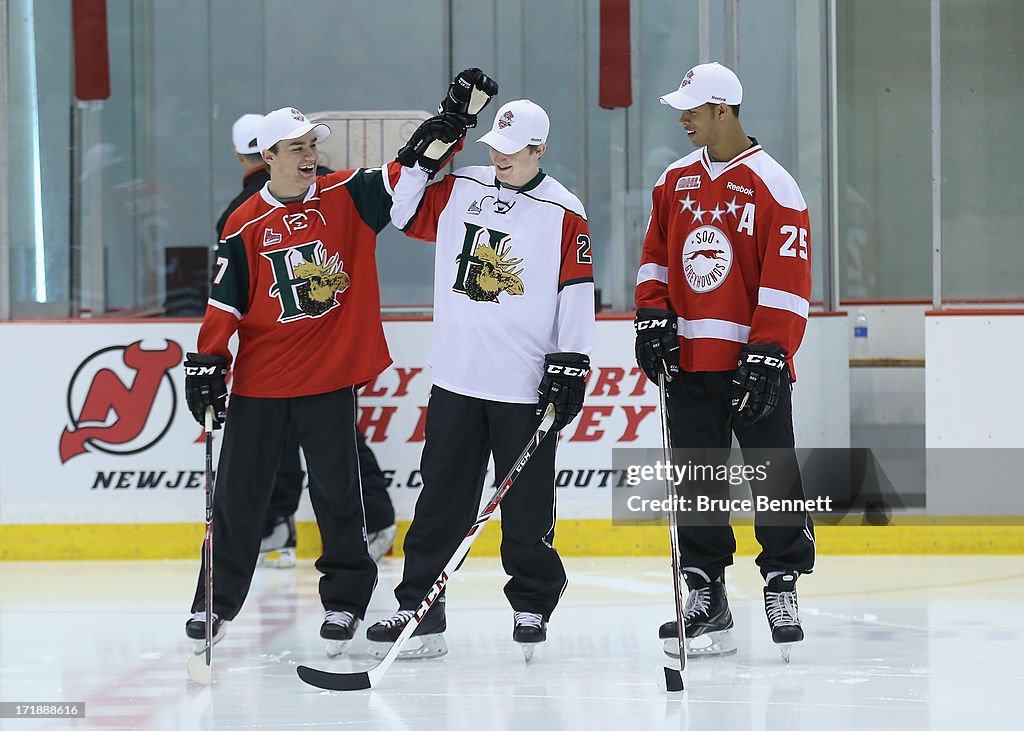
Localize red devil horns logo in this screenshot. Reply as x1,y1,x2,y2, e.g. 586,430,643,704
59,340,183,463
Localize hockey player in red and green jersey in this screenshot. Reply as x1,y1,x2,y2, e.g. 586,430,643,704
365,95,595,661
180,101,467,659
634,62,815,663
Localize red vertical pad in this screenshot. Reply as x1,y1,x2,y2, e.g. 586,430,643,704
599,0,632,109
73,0,111,101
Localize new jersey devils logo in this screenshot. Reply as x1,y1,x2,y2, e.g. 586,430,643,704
59,341,183,463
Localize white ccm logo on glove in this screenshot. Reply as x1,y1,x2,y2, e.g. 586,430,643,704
744,354,785,370
545,364,589,377
184,365,220,377
635,318,670,331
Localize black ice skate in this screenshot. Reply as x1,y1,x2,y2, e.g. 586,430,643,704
512,611,547,662
321,611,360,657
185,611,227,654
659,570,736,658
258,515,297,568
764,572,803,663
365,596,447,659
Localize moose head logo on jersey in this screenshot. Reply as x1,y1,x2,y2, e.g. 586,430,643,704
262,241,351,321
59,340,183,463
453,223,525,302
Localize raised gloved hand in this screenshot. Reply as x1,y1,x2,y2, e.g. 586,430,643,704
729,343,787,426
634,308,680,384
184,352,228,429
536,352,590,432
439,68,499,128
396,113,468,176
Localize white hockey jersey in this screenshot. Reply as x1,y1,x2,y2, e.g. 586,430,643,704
392,165,595,403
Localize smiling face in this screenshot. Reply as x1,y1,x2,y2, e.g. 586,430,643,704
489,143,545,187
263,130,319,199
678,103,725,150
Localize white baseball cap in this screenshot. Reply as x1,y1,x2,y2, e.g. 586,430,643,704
477,99,549,155
231,114,264,154
659,62,743,110
257,107,331,151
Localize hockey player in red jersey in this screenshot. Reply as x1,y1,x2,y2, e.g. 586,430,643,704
366,92,595,661
634,62,814,663
181,101,463,659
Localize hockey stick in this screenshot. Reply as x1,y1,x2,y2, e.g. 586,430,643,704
656,371,686,693
186,407,216,685
296,404,558,691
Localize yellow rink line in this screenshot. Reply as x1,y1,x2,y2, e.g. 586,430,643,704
1,518,1023,560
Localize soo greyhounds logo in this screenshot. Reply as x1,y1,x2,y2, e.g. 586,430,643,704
59,341,183,463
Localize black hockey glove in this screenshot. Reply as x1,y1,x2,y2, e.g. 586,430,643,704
184,352,229,429
729,343,788,427
396,113,467,176
438,67,499,128
536,352,591,432
634,308,680,384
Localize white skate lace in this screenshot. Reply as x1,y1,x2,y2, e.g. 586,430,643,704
379,609,415,629
324,610,356,628
683,586,711,621
191,611,219,623
514,611,544,629
765,590,800,628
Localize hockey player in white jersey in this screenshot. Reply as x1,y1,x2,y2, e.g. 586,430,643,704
373,91,595,661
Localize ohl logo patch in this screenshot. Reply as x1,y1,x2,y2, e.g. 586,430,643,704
59,340,183,463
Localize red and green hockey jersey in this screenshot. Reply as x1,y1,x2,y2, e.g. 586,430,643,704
635,143,811,378
391,165,595,403
199,164,418,398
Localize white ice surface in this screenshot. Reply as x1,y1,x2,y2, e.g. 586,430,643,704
0,555,1021,730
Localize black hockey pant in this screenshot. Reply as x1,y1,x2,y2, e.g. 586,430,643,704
190,387,377,620
665,370,816,580
395,387,567,620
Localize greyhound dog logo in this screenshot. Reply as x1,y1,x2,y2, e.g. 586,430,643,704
681,225,733,293
59,341,183,462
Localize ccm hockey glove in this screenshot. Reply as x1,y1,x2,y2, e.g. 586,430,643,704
536,352,591,432
729,343,788,426
634,308,680,384
184,353,229,429
438,67,499,128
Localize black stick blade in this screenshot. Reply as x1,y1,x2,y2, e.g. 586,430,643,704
660,666,685,693
297,665,372,691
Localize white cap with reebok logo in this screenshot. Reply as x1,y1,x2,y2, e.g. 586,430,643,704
257,107,331,152
659,62,743,111
477,99,550,155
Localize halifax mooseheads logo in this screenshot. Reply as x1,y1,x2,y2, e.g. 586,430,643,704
262,241,350,321
59,341,183,463
453,223,525,302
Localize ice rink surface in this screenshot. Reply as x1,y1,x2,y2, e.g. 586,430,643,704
1,554,1021,730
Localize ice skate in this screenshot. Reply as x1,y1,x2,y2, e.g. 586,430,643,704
185,611,227,654
365,596,447,659
367,524,398,562
321,610,360,657
512,611,547,662
257,515,297,568
659,570,736,658
764,572,803,663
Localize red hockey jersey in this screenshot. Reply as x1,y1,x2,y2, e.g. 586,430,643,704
198,164,419,398
635,143,811,378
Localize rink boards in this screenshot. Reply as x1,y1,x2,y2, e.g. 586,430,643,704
0,315,1020,558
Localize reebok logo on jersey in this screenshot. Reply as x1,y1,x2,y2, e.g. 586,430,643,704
727,181,754,197
675,175,701,191
467,199,483,215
